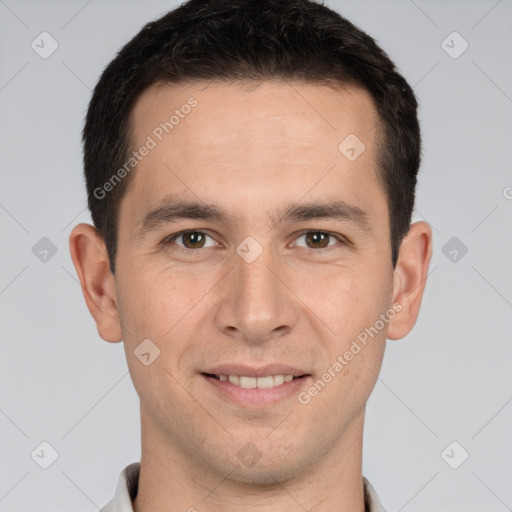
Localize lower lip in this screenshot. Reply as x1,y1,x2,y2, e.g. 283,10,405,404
203,374,310,407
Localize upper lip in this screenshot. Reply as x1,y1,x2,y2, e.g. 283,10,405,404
202,364,310,378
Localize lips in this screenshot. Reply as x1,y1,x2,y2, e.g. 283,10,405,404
201,364,311,406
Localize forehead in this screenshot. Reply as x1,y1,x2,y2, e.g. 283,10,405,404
123,80,385,232
131,79,379,156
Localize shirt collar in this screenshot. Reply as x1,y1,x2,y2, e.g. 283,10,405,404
100,462,386,512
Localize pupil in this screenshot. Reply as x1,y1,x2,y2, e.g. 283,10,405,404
307,232,328,248
185,232,204,248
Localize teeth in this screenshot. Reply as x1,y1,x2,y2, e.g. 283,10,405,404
240,376,257,388
228,375,240,386
273,374,285,386
219,374,297,389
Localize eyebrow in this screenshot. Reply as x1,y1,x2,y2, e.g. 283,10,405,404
136,194,371,240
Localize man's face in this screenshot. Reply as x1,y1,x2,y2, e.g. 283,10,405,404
114,81,395,482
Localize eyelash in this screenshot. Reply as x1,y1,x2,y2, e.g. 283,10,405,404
161,229,348,254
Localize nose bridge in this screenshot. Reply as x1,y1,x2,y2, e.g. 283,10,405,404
215,236,297,342
238,239,279,303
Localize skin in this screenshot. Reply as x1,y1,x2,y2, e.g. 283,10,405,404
70,81,432,512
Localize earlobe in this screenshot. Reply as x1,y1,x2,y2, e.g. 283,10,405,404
69,223,123,343
387,221,433,340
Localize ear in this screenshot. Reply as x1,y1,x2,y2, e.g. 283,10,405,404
69,223,123,343
387,221,433,340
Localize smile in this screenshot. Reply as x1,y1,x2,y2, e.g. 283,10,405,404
205,373,303,389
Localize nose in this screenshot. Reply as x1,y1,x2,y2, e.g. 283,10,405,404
213,238,300,345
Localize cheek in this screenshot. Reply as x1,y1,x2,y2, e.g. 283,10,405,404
319,265,391,341
115,270,193,410
116,265,185,339
116,265,215,386
310,266,390,400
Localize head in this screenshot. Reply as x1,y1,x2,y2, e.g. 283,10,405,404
70,0,432,488
82,0,421,274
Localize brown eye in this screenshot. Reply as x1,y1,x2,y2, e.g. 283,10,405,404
305,232,330,248
181,232,206,249
294,231,341,249
165,231,216,250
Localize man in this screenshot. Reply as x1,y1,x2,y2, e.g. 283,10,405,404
69,0,432,510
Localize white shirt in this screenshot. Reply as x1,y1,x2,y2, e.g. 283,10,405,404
99,462,387,511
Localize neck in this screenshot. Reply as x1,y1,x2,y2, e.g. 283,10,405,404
133,407,367,512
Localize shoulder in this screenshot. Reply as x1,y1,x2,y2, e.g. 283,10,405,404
99,462,141,512
363,476,387,512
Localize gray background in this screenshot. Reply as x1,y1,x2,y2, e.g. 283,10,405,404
1,0,511,510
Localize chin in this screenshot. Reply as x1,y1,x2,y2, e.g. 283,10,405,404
226,462,303,487
212,442,314,487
